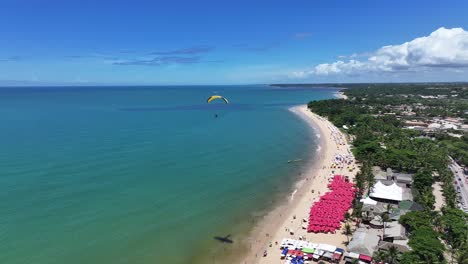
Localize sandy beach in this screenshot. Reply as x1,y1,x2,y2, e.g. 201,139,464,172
241,104,358,264
334,91,348,100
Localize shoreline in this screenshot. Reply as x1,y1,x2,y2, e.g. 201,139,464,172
241,104,358,264
334,91,348,99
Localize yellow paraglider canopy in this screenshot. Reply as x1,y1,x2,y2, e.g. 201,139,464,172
207,95,229,104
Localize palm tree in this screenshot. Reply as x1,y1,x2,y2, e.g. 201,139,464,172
380,212,391,237
386,203,393,213
387,246,401,264
455,247,468,264
344,223,352,243
373,250,387,263
344,212,351,222
432,211,442,232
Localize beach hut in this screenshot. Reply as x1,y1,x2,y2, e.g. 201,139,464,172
322,251,334,260
280,239,287,248
343,252,360,263
335,247,345,254
332,252,342,262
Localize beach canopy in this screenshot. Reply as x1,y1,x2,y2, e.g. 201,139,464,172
318,243,336,252
301,247,315,254
369,181,403,201
333,252,342,260
360,196,378,205
359,254,373,262
345,252,360,259
335,247,345,254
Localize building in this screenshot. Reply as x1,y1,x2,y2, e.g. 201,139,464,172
347,225,381,257
373,167,414,187
360,197,388,222
387,168,414,187
378,222,410,253
383,222,407,241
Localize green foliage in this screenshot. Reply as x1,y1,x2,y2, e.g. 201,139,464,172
406,227,445,263
440,207,468,250
399,212,445,263
343,223,352,243
399,211,433,232
438,134,468,165
413,170,434,191
373,246,402,264
454,242,468,264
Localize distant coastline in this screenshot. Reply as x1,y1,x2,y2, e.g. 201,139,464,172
269,84,348,99
269,83,347,89
334,91,348,99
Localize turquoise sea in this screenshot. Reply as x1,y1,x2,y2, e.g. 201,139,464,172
0,85,336,264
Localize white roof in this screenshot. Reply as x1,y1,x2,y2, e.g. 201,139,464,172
442,123,458,129
308,242,318,248
428,123,441,129
360,196,378,205
318,243,336,252
370,181,403,201
345,252,360,258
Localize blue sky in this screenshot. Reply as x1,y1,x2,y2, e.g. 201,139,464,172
1,0,468,85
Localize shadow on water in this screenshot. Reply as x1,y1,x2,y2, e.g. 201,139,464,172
213,234,233,244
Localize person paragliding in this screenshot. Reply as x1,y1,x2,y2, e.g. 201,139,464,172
207,95,229,118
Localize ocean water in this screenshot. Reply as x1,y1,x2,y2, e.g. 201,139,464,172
0,85,336,264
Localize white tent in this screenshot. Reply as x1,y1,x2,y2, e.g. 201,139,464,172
318,243,337,253
369,181,403,201
360,196,378,205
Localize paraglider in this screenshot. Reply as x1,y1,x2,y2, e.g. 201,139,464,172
207,95,229,118
207,95,229,104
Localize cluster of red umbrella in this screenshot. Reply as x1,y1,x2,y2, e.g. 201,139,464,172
307,175,355,233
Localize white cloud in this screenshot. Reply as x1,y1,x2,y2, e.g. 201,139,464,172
292,27,468,78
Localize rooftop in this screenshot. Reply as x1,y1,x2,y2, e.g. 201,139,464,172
347,225,381,256
384,222,407,240
370,181,403,202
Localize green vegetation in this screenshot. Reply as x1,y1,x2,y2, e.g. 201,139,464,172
373,246,402,264
307,83,468,263
437,134,468,165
